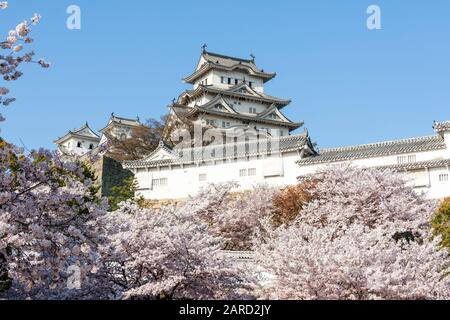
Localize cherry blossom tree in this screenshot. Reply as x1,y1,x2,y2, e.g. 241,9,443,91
251,165,450,300
185,183,278,251
0,141,108,299
97,199,249,300
0,1,49,124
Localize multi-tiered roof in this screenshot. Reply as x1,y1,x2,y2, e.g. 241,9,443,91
168,50,303,134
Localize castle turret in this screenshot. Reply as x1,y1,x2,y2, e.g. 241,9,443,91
54,122,100,156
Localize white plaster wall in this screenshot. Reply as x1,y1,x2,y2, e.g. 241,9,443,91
134,151,301,200
425,167,450,199
444,132,450,158
296,148,450,199
197,114,289,137
63,137,99,156
132,134,450,201
194,70,264,92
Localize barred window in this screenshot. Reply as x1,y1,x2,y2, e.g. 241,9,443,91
408,155,417,163
439,174,449,182
199,174,207,182
248,168,257,176
239,169,247,177
153,178,168,188
397,154,417,165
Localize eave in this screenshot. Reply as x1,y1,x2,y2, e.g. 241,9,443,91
182,63,276,84
54,132,101,145
179,85,291,107
188,107,303,131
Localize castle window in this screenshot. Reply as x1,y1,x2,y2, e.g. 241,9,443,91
199,174,207,182
89,144,94,150
279,130,285,136
397,155,417,165
221,76,224,84
249,81,253,88
439,174,449,182
77,142,82,148
249,107,257,114
153,178,168,188
228,78,232,85
235,79,239,85
248,168,257,176
222,121,230,128
239,169,247,177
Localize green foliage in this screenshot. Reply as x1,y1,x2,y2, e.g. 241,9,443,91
432,198,450,250
107,177,141,211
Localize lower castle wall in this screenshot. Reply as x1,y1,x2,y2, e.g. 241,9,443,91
133,148,450,200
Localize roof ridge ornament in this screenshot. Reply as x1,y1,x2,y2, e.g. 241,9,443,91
250,53,256,62
201,43,207,53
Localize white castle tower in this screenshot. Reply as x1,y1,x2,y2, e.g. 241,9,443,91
166,48,303,138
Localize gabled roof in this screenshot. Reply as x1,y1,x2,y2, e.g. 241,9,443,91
199,95,238,114
183,51,276,84
143,141,180,162
123,132,315,169
100,113,141,133
297,135,447,166
54,122,100,145
183,103,303,131
258,104,294,123
179,84,291,107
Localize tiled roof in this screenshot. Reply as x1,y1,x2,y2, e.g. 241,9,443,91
297,135,446,166
297,159,450,181
123,133,313,169
188,85,291,106
190,106,303,130
433,120,450,133
100,113,141,132
183,51,276,84
54,122,100,144
376,159,450,171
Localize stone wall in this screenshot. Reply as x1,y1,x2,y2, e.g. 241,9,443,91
100,156,134,197
89,155,134,198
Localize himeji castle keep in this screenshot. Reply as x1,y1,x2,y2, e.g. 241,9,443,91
55,49,450,200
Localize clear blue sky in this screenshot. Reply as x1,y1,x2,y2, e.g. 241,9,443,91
1,0,450,150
